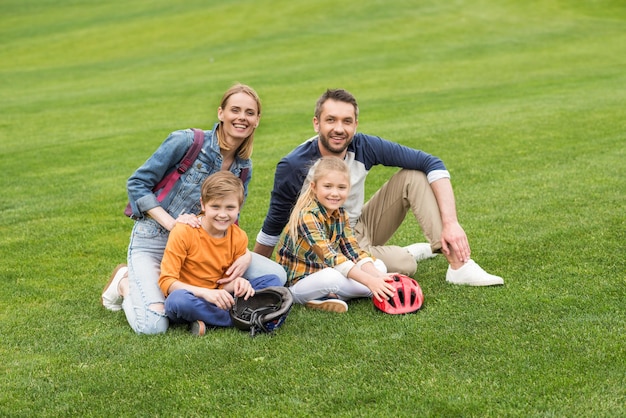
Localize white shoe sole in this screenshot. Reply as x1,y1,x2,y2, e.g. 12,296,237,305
305,299,348,313
446,277,504,286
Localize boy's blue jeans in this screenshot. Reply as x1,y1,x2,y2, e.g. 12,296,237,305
164,274,283,327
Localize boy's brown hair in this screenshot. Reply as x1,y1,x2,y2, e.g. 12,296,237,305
201,171,245,206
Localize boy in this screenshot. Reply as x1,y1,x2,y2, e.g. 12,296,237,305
158,171,282,336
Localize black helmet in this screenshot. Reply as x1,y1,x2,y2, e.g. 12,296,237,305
230,286,293,337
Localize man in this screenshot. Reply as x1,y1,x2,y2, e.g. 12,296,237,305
254,88,503,286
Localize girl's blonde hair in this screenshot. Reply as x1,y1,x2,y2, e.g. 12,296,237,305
286,156,350,239
216,83,261,160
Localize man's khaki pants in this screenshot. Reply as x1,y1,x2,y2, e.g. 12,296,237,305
353,169,443,276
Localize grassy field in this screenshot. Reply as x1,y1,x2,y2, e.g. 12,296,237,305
1,0,624,416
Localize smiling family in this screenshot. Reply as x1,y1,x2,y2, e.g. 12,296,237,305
101,84,504,335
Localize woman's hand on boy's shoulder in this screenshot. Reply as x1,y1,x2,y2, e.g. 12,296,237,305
176,212,202,229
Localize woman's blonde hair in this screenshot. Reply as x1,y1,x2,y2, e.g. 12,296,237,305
286,156,350,239
216,83,261,160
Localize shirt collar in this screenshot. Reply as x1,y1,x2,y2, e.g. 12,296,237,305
312,200,341,220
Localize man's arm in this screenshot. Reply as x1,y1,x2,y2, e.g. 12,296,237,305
254,145,316,258
429,178,471,267
253,242,275,258
357,134,447,174
253,159,299,258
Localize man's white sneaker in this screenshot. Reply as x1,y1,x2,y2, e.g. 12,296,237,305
446,260,504,286
404,243,437,262
305,299,348,313
101,264,127,311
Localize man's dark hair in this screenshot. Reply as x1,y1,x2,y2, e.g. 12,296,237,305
314,89,359,120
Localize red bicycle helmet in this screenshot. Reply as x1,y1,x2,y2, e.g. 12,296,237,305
373,274,424,314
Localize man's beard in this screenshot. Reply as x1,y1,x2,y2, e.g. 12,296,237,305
318,132,351,155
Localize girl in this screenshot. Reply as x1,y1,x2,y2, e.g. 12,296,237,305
277,156,396,313
102,84,286,334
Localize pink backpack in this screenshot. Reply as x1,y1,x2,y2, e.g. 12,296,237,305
124,128,249,218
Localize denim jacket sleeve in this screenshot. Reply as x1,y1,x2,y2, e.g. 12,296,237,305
126,129,193,219
126,125,252,220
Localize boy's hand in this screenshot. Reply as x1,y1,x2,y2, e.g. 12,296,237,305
218,250,252,285
232,277,255,300
200,288,235,310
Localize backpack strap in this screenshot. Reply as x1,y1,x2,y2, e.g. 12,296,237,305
239,167,249,183
154,128,204,202
178,128,205,174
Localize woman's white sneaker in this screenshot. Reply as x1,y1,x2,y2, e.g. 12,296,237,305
101,264,127,311
446,260,504,286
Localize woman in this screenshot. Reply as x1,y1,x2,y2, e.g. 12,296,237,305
102,84,286,335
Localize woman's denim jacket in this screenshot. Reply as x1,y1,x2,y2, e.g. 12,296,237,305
126,123,252,221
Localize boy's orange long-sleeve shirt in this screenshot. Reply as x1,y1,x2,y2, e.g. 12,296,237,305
158,221,248,296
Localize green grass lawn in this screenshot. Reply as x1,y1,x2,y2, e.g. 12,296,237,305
1,0,624,416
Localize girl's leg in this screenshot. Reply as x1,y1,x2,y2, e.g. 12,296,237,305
288,268,370,304
165,289,232,327
244,252,287,286
122,220,169,335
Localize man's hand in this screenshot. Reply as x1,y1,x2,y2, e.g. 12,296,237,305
440,222,471,264
429,178,471,265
